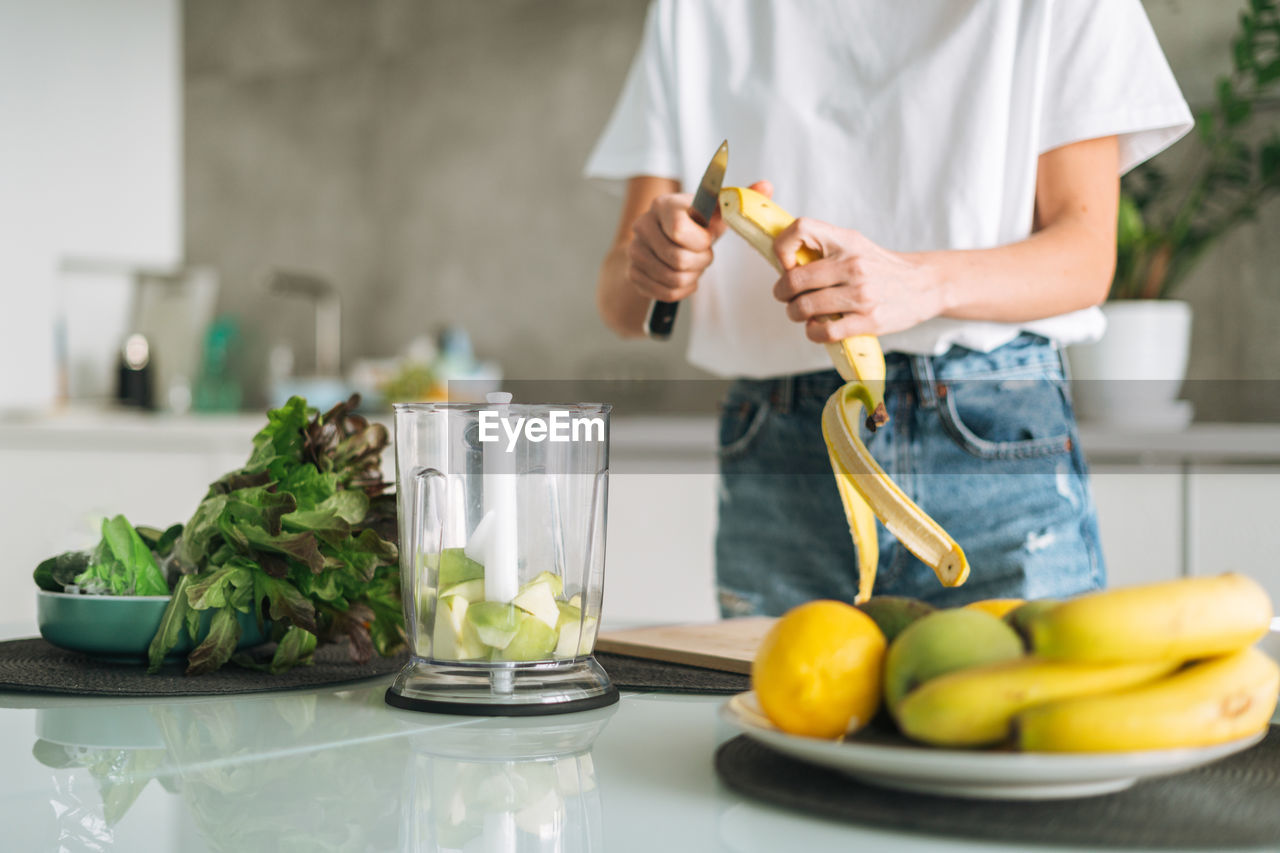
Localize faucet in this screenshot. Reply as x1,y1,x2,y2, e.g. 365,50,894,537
265,269,342,377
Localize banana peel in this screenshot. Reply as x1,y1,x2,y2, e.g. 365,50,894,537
824,384,969,587
719,185,968,598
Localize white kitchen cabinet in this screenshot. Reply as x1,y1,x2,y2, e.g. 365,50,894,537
1087,466,1183,590
1189,467,1280,604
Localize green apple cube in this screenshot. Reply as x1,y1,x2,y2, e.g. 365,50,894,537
500,611,559,661
432,595,486,660
440,578,484,601
568,594,582,610
578,615,599,654
438,547,484,589
554,614,598,658
555,601,581,627
466,601,521,650
512,580,560,629
521,570,564,599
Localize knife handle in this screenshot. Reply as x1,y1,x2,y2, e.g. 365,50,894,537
645,300,678,340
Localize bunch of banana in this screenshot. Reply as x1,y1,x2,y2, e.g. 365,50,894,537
1014,573,1278,751
885,574,1278,752
718,186,968,600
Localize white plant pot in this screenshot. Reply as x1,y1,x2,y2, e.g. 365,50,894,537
1066,300,1193,430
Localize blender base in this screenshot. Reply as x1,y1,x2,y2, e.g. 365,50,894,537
384,655,620,716
384,683,619,716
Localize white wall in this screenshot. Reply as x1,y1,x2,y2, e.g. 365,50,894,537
0,0,181,411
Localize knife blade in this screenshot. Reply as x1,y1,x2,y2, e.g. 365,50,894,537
645,140,729,340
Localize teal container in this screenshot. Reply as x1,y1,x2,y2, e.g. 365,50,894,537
37,590,270,663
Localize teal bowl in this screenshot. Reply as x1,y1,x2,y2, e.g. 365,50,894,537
37,590,271,664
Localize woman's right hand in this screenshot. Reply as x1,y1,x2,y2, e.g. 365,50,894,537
624,179,773,303
624,192,719,303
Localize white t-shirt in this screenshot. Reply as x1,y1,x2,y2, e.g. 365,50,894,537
585,0,1192,378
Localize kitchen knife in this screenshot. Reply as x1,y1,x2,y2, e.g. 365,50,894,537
645,140,729,340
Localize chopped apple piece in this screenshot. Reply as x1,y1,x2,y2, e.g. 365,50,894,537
513,580,560,630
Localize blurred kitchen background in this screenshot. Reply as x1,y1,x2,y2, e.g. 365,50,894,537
1,1,1278,626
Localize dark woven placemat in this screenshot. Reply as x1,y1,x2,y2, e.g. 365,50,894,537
0,639,744,699
716,728,1280,849
0,637,407,698
594,652,749,694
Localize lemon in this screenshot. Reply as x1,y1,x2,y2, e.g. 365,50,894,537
963,598,1025,619
751,600,886,739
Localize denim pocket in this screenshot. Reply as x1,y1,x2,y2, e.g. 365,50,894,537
935,369,1073,460
717,396,771,460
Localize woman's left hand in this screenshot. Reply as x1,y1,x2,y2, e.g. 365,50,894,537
772,218,947,342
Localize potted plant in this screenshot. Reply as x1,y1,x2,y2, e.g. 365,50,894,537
1069,0,1280,426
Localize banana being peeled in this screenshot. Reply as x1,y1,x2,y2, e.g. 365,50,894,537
719,186,968,595
717,187,887,426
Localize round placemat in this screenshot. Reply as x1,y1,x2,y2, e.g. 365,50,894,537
0,637,407,697
715,728,1280,849
593,652,749,694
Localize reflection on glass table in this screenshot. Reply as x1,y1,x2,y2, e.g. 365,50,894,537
400,708,614,852
22,684,615,853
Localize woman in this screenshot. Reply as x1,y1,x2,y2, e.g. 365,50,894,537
586,0,1191,615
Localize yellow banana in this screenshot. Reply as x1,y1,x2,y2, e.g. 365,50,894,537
1016,646,1280,752
895,657,1178,748
823,384,969,587
719,185,968,595
718,187,887,427
1030,573,1274,664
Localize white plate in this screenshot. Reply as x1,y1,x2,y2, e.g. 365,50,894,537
720,691,1265,800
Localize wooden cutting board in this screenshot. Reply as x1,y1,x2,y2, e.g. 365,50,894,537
594,617,777,675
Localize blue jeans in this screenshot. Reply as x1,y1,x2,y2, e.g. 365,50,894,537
714,333,1105,616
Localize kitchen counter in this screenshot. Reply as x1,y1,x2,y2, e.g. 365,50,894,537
2,620,1277,852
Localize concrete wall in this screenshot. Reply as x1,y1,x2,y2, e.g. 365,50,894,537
183,0,1280,416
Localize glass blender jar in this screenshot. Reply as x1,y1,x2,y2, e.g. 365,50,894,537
386,395,617,714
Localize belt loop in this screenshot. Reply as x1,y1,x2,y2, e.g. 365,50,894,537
911,354,938,410
772,375,794,414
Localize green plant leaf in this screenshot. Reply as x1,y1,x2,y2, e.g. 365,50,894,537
240,525,326,573
177,494,230,569
1261,137,1280,183
254,574,317,633
1218,77,1252,125
186,607,241,675
186,563,254,610
247,396,311,469
148,575,194,673
269,625,318,673
33,551,90,592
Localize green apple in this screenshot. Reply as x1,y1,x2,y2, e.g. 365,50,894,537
432,595,486,660
500,612,559,661
466,601,521,650
512,580,560,629
556,601,581,627
568,594,582,610
440,578,484,601
438,547,484,589
521,570,564,599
